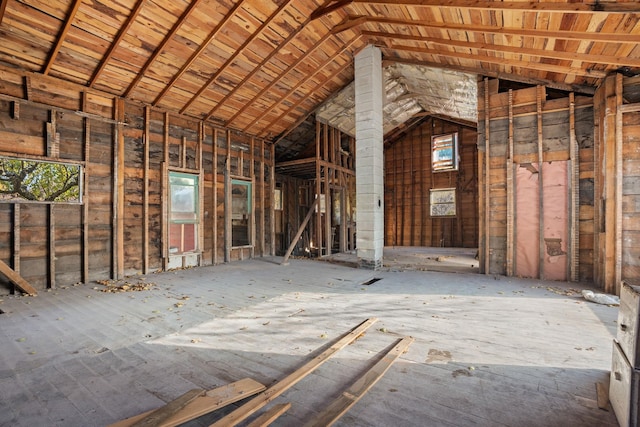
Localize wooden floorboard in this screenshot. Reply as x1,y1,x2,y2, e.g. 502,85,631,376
0,257,619,427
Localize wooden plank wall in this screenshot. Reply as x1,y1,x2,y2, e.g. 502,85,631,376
478,79,595,281
621,77,640,288
384,117,478,248
594,74,640,293
0,66,274,293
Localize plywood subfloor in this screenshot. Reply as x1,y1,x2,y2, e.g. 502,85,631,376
0,257,618,426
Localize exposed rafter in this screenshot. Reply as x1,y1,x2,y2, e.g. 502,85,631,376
364,30,640,68
179,0,296,115
152,0,245,106
203,11,318,121
313,0,640,19
89,0,147,87
123,0,203,98
225,31,334,127
334,15,640,44
42,0,83,75
0,0,7,25
261,38,358,139
384,44,606,78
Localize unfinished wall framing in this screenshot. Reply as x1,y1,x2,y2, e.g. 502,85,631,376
477,79,595,282
0,66,274,293
384,117,479,249
276,121,356,260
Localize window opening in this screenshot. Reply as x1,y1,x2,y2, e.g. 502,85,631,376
232,179,252,246
169,172,199,254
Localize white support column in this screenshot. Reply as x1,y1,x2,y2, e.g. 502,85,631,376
355,45,384,269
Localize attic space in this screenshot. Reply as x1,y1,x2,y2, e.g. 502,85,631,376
1,0,640,426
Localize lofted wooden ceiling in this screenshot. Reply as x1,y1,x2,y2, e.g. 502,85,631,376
1,0,640,147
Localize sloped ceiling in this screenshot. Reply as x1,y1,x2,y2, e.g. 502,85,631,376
316,63,477,137
1,0,640,155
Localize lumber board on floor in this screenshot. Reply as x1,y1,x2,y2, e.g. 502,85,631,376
131,389,205,427
246,402,292,427
108,378,265,427
0,258,37,295
303,336,415,427
209,318,378,427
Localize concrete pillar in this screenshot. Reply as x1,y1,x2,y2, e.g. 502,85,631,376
355,45,384,269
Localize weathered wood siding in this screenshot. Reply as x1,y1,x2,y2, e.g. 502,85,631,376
0,66,274,293
478,80,595,282
384,117,478,248
594,74,640,293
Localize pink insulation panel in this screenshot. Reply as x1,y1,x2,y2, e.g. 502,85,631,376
515,163,540,278
515,161,568,281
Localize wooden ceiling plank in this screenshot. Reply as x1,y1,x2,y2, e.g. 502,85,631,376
42,0,83,75
364,30,640,68
351,1,640,13
180,0,295,116
89,0,147,87
225,31,333,128
123,0,203,98
152,0,246,106
336,15,640,44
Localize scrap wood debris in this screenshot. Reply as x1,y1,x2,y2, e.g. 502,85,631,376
95,278,156,293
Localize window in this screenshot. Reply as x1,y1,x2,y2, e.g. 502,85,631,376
430,188,456,217
232,179,251,247
169,172,199,254
431,133,459,172
274,188,282,210
0,157,82,203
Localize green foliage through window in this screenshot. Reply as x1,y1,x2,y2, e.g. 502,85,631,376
0,157,82,203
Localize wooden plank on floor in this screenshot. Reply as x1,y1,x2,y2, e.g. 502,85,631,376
303,336,415,427
596,381,609,410
108,378,265,427
210,318,379,427
246,402,291,427
0,258,37,296
131,389,205,427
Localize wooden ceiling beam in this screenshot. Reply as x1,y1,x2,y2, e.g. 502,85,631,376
42,0,83,75
89,0,146,87
316,0,640,15
311,0,351,20
364,30,640,68
335,15,640,44
382,56,596,95
152,0,245,106
247,34,360,137
181,0,295,116
385,43,606,78
123,0,203,98
0,0,7,26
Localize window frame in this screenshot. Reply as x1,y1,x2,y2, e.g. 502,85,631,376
231,178,252,248
168,171,200,255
